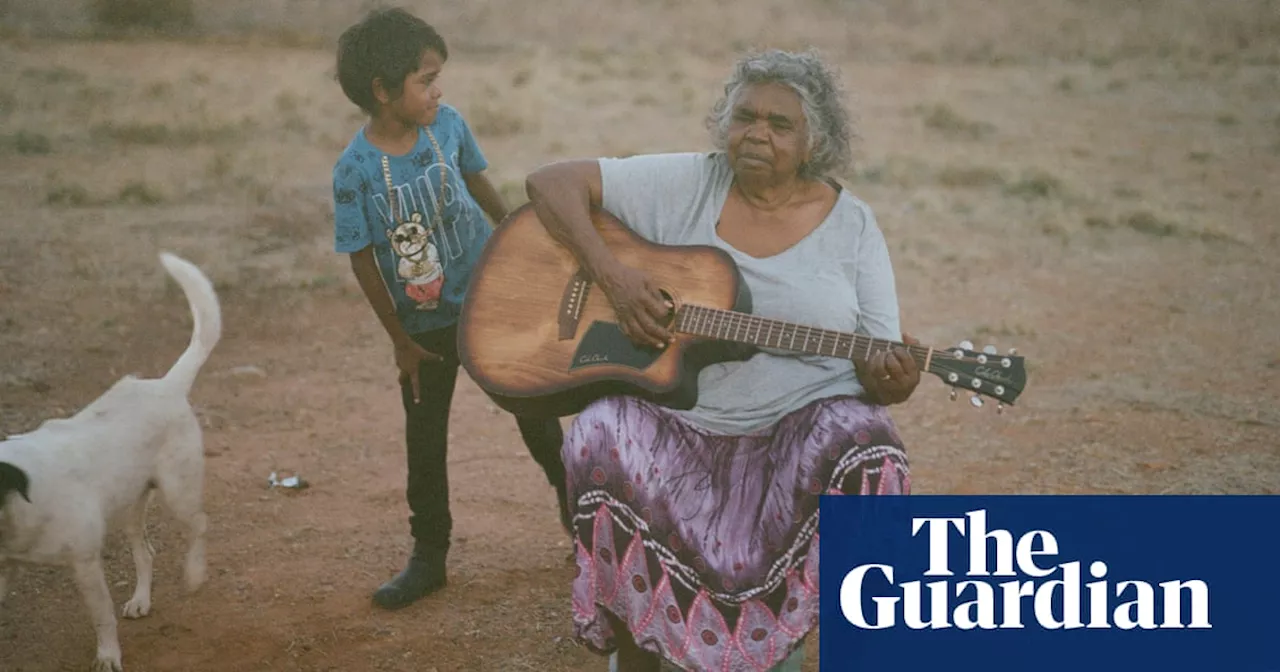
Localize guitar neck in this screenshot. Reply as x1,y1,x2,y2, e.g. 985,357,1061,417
675,304,935,370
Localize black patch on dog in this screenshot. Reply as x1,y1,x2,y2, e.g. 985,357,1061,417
0,462,31,504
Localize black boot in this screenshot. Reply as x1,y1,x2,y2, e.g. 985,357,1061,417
372,542,446,610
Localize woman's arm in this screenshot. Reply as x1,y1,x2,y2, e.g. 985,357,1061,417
525,160,673,348
847,204,919,404
524,160,613,281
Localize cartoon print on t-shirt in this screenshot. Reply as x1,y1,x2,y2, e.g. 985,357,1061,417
387,212,444,311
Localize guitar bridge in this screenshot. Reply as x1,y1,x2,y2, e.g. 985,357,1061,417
558,268,592,340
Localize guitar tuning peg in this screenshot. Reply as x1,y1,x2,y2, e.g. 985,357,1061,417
996,402,1004,415
949,388,957,401
982,345,997,354
959,340,974,350
969,393,984,408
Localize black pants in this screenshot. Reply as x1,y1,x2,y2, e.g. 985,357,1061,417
400,324,566,552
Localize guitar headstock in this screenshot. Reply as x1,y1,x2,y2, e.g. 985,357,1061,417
926,340,1027,413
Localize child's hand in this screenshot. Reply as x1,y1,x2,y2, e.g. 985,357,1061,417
396,340,442,404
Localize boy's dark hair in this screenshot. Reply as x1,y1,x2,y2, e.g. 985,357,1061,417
336,7,449,115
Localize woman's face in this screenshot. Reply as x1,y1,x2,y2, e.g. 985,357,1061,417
725,82,809,183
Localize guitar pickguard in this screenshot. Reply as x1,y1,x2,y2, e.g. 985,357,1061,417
568,320,664,372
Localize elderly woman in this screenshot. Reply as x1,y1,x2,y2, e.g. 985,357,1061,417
525,49,920,671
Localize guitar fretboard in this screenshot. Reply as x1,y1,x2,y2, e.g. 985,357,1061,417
675,304,937,370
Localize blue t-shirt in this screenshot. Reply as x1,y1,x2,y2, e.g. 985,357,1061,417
332,104,493,334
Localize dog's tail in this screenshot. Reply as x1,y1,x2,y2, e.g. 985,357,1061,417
159,252,222,395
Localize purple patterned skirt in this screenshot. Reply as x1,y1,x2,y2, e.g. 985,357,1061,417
564,394,910,671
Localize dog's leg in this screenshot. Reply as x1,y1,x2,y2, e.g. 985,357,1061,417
121,491,155,619
0,562,11,607
157,432,207,593
72,557,123,672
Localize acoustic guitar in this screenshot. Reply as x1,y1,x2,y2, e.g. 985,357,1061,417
457,204,1027,418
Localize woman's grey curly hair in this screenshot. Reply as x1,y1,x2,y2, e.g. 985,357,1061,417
706,49,856,180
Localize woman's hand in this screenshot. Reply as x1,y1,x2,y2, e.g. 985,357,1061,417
596,264,674,349
855,332,921,405
395,338,442,404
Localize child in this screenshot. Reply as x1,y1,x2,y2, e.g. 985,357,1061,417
331,6,570,610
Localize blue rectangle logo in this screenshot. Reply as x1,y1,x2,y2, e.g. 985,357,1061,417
818,495,1280,671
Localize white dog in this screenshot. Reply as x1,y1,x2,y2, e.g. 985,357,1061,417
0,252,221,671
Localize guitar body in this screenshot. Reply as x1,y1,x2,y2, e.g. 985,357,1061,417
457,203,754,418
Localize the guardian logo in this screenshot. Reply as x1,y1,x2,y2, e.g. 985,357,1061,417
839,509,1212,631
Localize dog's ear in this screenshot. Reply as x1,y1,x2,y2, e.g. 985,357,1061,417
0,462,30,503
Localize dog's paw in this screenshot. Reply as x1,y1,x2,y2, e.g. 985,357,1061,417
184,565,206,593
121,596,151,619
184,552,207,593
91,652,124,672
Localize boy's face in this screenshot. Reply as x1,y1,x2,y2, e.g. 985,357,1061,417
388,48,444,127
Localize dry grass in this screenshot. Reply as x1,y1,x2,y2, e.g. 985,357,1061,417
1,1,1278,671
7,0,1280,66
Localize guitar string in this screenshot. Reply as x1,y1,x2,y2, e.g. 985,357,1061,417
670,304,1020,393
672,304,954,362
675,307,918,363
689,303,1014,394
